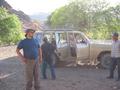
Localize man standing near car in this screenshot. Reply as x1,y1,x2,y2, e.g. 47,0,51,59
41,37,56,80
69,33,76,57
16,29,42,90
107,32,120,81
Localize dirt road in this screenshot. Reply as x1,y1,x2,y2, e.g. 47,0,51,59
0,46,120,90
0,56,120,90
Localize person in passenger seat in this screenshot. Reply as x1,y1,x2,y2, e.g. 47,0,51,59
69,34,76,57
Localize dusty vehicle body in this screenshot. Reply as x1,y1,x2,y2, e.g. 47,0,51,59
34,29,112,68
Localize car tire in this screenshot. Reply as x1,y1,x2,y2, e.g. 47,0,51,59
99,53,111,69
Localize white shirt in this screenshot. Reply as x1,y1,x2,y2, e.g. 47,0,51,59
111,40,120,58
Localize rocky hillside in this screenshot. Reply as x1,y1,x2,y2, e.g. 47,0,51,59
0,0,12,10
0,0,36,29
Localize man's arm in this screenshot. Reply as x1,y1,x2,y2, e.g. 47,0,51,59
16,48,26,64
38,48,42,64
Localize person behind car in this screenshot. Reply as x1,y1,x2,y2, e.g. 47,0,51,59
51,38,60,63
69,34,76,57
41,37,56,80
107,32,120,81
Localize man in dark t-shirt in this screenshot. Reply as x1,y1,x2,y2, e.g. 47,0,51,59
41,37,56,80
16,29,42,90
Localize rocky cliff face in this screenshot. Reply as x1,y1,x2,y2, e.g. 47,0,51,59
0,0,12,10
0,0,37,30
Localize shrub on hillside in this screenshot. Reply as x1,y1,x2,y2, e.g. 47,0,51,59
0,8,24,45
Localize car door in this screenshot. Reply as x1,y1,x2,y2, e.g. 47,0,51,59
55,31,68,59
74,33,90,59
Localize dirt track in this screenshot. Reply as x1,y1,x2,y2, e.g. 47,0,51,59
0,46,120,90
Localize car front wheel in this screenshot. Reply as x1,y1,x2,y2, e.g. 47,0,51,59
100,53,111,69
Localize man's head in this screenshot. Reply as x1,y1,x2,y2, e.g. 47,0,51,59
43,37,48,43
112,32,119,41
25,29,35,38
52,38,55,41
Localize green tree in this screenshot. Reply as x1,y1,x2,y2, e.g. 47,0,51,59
47,0,89,30
47,0,120,39
0,8,23,45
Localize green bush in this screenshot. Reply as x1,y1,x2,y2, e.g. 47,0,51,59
0,8,24,45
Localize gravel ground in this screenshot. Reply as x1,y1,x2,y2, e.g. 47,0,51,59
0,46,120,90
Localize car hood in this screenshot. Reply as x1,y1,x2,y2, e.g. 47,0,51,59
90,40,112,45
89,40,112,50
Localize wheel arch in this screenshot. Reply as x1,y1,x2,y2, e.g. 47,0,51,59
97,51,111,61
96,51,111,69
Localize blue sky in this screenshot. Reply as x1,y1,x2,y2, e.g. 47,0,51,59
6,0,120,15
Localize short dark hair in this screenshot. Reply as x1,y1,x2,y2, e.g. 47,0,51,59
43,37,48,42
112,32,119,37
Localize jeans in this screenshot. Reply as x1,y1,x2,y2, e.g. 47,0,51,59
41,59,56,79
70,47,76,57
109,57,120,78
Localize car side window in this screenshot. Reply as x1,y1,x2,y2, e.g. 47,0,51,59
43,33,55,43
44,33,51,42
34,32,42,46
74,33,85,44
58,33,67,44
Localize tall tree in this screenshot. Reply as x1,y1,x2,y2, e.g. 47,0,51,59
47,0,120,39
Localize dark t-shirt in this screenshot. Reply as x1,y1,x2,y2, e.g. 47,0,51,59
41,42,54,61
51,40,57,52
17,38,40,61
